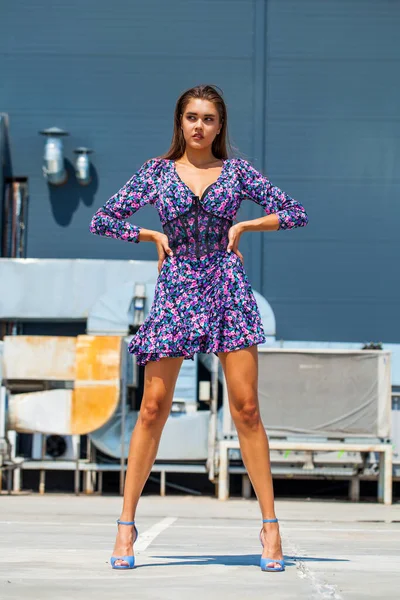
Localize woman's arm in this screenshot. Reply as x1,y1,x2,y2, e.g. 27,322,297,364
236,158,309,231
89,158,161,243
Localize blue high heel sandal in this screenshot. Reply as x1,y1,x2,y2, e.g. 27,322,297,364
110,519,139,569
259,518,285,572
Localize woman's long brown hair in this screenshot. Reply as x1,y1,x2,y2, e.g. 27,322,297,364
159,84,234,161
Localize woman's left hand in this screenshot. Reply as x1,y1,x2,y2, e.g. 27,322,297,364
227,224,244,265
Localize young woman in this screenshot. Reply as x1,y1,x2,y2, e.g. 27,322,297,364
89,84,308,572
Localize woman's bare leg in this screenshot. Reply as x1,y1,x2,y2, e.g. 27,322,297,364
218,345,283,569
112,355,185,566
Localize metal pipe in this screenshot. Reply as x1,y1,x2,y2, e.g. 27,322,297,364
160,471,166,496
74,435,80,495
207,354,219,482
2,178,28,259
119,339,127,496
39,434,46,495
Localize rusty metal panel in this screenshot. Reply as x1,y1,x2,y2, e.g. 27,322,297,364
75,335,122,381
2,336,76,380
71,385,119,434
3,335,123,434
72,335,122,433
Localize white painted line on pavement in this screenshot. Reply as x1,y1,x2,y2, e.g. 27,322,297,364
135,517,177,552
0,521,399,535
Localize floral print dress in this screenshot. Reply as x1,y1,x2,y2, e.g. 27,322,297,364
89,157,308,366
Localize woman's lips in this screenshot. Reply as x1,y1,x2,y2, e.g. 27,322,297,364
193,134,203,139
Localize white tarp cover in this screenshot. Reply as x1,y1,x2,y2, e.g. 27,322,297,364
255,350,391,438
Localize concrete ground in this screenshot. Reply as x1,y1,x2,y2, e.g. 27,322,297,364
0,494,399,600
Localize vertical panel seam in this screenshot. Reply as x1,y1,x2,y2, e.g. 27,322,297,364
253,0,268,290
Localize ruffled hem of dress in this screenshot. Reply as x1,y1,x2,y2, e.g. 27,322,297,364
127,290,267,367
128,333,267,367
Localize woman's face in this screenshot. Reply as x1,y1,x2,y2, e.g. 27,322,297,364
180,98,221,151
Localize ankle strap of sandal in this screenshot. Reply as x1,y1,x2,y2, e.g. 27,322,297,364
262,518,278,523
117,519,135,525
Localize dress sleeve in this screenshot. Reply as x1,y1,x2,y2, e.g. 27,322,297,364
89,158,161,243
236,158,308,230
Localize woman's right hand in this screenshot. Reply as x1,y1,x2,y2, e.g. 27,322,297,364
154,233,174,274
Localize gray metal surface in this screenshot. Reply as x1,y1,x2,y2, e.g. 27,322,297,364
90,409,211,461
0,258,156,322
223,349,392,439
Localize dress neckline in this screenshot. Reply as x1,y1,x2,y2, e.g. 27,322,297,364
171,158,228,201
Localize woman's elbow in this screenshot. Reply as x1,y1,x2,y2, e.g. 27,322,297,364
299,208,309,227
89,218,98,235
89,211,103,236
279,207,309,230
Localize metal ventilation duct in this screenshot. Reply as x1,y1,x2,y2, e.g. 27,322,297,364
0,258,276,338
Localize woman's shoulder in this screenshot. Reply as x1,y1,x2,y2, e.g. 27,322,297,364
227,156,257,176
228,156,255,168
141,156,168,169
136,156,168,179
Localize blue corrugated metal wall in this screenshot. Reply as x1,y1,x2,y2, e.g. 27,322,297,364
263,0,400,342
0,0,264,263
1,1,399,343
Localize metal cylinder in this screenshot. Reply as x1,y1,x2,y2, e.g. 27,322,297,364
74,147,93,185
39,127,69,185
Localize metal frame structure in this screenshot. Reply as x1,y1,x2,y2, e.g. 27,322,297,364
218,438,393,504
9,458,207,496
1,346,395,503
218,348,394,504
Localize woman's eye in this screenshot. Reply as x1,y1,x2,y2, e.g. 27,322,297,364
186,116,214,122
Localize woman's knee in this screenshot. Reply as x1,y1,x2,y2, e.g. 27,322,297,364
139,394,170,428
231,395,261,431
